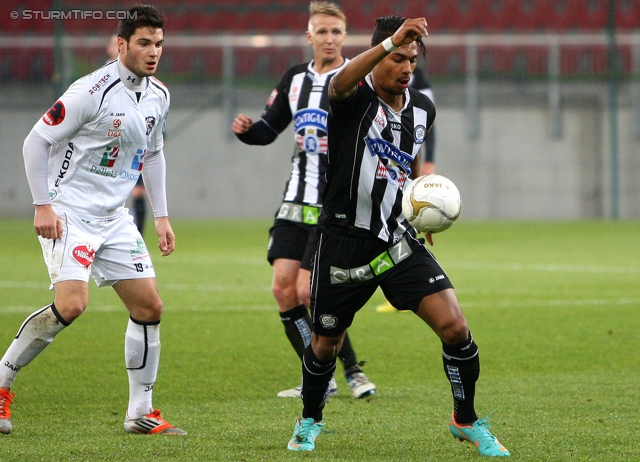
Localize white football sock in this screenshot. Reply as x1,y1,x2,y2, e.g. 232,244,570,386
125,318,160,418
0,304,67,388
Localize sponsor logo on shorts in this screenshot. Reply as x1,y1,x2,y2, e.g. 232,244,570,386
130,237,150,261
319,314,338,329
70,242,96,269
429,275,445,283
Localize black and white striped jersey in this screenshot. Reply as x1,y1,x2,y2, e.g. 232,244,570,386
256,60,348,206
323,74,436,244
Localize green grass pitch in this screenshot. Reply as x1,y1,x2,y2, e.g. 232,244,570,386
1,218,639,461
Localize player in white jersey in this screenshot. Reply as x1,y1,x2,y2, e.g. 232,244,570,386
0,5,185,435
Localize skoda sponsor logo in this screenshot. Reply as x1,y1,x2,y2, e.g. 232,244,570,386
54,142,75,187
319,314,338,329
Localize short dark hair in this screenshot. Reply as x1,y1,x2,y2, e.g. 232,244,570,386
118,4,165,42
371,15,425,58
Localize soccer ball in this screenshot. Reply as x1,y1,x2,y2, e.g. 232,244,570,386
401,174,461,233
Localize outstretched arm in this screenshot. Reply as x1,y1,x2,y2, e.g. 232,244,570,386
329,18,428,102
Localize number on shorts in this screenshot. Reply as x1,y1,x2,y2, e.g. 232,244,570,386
134,263,144,272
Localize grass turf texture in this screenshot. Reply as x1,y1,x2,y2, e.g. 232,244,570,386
0,218,639,461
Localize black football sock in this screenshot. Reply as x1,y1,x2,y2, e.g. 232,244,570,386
338,332,361,377
442,333,480,425
301,345,336,421
279,304,312,360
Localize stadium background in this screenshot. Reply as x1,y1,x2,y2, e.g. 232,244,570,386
0,0,639,220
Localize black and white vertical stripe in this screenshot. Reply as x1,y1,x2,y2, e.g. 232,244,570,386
265,61,346,206
325,74,435,243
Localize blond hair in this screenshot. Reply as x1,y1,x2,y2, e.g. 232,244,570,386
308,1,347,30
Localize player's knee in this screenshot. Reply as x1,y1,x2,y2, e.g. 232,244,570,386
311,334,342,362
146,298,164,318
438,318,469,345
297,286,311,307
272,280,297,305
54,301,87,323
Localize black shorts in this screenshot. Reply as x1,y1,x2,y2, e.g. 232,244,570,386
267,221,318,271
310,226,454,336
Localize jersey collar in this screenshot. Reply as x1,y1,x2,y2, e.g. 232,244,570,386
117,59,148,92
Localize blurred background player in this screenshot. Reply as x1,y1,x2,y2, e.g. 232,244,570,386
108,33,148,236
376,64,436,313
231,1,376,399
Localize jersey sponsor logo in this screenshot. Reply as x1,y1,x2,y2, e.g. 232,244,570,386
69,242,96,269
266,88,278,107
42,100,65,126
54,142,75,187
294,108,329,155
90,165,118,177
390,122,402,131
88,73,111,95
374,106,387,129
130,149,146,171
414,124,426,144
365,137,413,174
289,85,299,102
145,116,156,135
100,146,119,167
294,108,328,130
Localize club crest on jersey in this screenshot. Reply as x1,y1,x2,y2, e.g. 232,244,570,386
42,100,65,126
69,243,96,269
145,116,156,135
414,124,426,144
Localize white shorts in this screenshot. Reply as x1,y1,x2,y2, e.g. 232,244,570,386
39,211,155,288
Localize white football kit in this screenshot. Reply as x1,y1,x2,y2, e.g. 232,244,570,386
24,59,170,286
